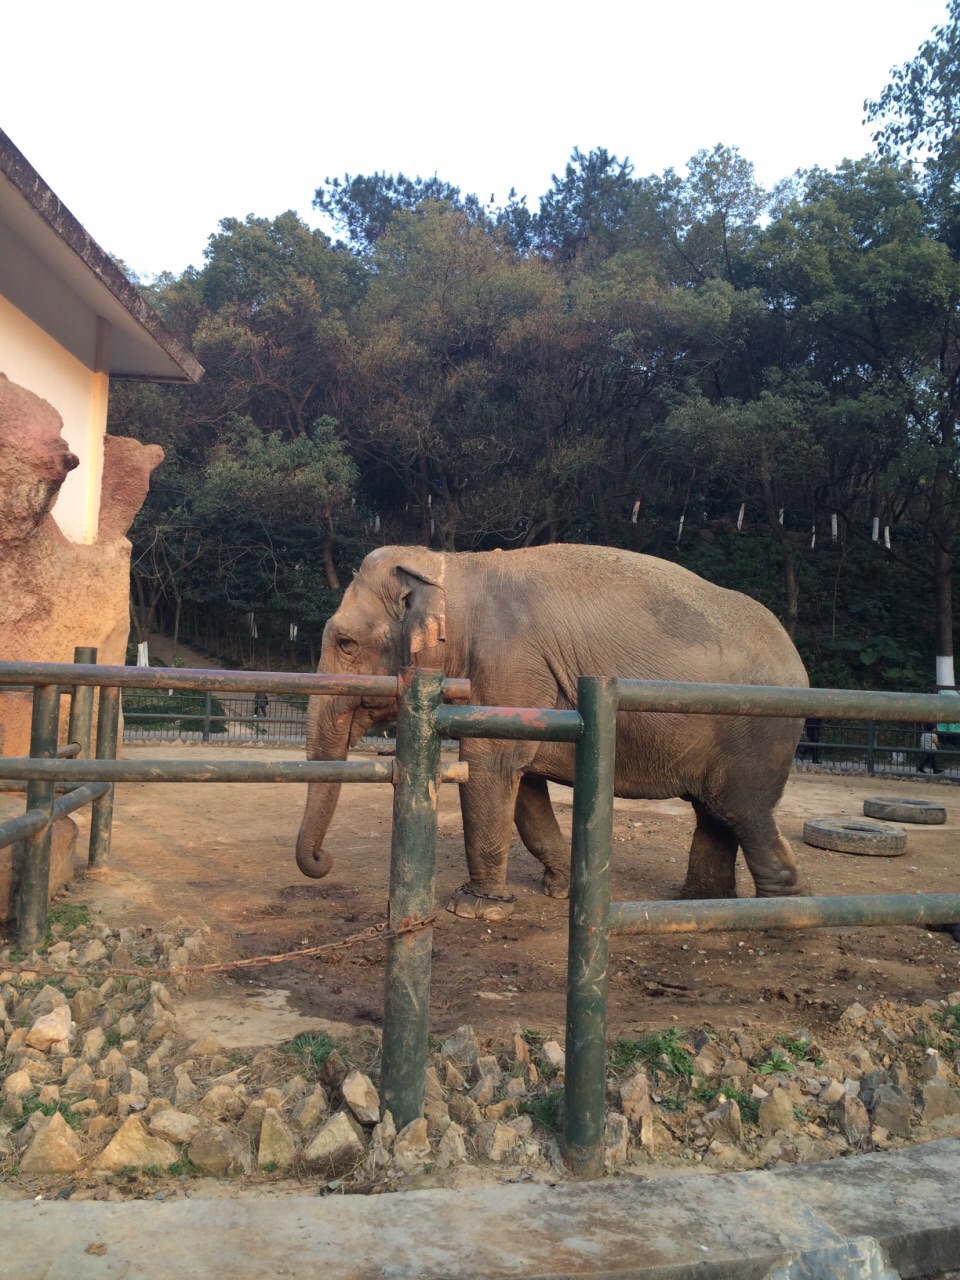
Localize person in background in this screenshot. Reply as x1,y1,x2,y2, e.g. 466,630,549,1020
918,724,942,774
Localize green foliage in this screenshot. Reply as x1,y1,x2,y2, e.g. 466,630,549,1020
283,1032,337,1072
46,903,90,935
519,1089,564,1134
122,690,229,734
775,1034,822,1066
167,1157,199,1177
608,1030,694,1081
757,1051,794,1076
12,1094,81,1133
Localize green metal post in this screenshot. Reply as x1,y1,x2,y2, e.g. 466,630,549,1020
67,646,97,757
563,675,618,1178
867,720,876,775
203,690,212,743
88,686,120,868
17,684,60,948
380,667,444,1130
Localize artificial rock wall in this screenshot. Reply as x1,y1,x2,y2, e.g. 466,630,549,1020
0,372,162,755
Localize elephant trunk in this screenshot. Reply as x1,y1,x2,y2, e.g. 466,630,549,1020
295,694,355,879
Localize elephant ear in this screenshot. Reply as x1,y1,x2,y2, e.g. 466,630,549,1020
395,555,446,664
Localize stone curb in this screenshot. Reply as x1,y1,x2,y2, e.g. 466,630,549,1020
4,1138,960,1279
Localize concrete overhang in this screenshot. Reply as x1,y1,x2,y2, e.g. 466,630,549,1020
0,129,203,384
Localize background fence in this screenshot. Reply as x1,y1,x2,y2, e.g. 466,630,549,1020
122,689,960,778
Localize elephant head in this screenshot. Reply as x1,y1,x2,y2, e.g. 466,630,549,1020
295,546,447,878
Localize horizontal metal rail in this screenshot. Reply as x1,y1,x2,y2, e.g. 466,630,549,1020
609,893,960,935
0,783,110,851
0,660,471,702
0,758,468,785
435,705,583,741
616,680,951,722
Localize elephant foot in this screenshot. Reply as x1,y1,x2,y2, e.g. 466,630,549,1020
755,879,811,898
541,869,569,899
676,880,737,901
446,883,517,922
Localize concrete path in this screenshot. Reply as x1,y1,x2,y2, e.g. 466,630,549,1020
5,1138,960,1280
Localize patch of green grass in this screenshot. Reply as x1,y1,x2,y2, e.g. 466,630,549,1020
11,1094,81,1133
261,1160,279,1173
657,1090,687,1113
103,1028,122,1048
519,1088,564,1133
142,1165,162,1178
166,1157,199,1178
608,1030,694,1082
520,1030,545,1049
46,903,90,937
282,1032,337,1072
757,1051,794,1076
690,1081,760,1123
776,1034,822,1065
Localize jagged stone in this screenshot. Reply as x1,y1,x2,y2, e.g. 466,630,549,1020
704,1098,743,1144
871,1084,911,1138
199,1084,246,1120
921,1079,960,1122
342,1069,380,1125
819,1080,845,1105
444,1061,466,1091
474,1119,519,1163
260,1087,284,1110
303,1110,365,1176
64,1063,95,1095
505,1076,527,1099
292,1086,329,1134
124,1068,149,1097
512,1033,530,1067
81,1028,106,1063
257,1108,297,1171
424,1101,452,1139
707,1139,752,1171
78,939,108,966
187,1034,222,1056
848,1046,874,1074
20,1112,84,1173
835,1094,872,1150
369,1110,397,1168
435,1122,467,1168
924,1049,951,1081
604,1111,629,1166
3,1069,32,1100
29,985,67,1017
838,1002,869,1028
393,1117,432,1170
26,1005,73,1054
448,1093,483,1128
37,1084,60,1105
238,1100,267,1141
423,1066,446,1103
693,1040,725,1078
759,1088,795,1136
469,1074,497,1107
280,1074,309,1103
100,1048,126,1078
70,1099,99,1117
541,1040,565,1071
145,1039,173,1073
93,1115,177,1172
619,1069,651,1126
319,1052,348,1088
146,1109,201,1144
188,1124,252,1176
173,1073,199,1108
440,1025,481,1066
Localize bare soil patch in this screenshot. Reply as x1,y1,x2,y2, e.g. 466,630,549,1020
50,746,960,1043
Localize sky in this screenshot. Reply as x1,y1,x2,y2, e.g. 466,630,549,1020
1,0,951,280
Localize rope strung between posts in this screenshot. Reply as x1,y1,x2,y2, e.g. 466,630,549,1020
0,915,435,981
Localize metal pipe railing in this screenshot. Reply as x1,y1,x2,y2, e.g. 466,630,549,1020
561,676,960,1178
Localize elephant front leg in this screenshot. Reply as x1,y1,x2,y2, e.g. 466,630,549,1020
514,775,570,899
447,758,523,922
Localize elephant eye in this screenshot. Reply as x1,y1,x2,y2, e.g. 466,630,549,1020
337,636,359,656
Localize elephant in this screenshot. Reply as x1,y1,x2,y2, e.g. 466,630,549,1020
295,543,809,921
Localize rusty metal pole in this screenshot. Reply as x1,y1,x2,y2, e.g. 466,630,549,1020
562,675,618,1178
67,646,97,757
380,667,444,1131
88,686,120,868
17,684,60,949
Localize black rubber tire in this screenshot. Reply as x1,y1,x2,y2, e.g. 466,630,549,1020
802,818,907,857
863,797,947,825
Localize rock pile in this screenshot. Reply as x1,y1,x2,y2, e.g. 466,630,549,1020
3,913,960,1196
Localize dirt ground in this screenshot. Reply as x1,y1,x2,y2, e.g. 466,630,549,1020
36,746,960,1043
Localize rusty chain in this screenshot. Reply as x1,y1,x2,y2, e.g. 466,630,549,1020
0,914,435,981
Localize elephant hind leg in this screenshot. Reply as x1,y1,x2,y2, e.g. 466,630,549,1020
514,775,570,898
678,801,739,899
735,811,807,897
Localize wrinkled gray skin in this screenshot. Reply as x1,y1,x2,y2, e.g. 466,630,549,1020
295,544,809,921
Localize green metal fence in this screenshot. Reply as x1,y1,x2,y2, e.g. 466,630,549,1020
4,659,960,1176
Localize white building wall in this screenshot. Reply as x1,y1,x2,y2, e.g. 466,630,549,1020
0,293,106,544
